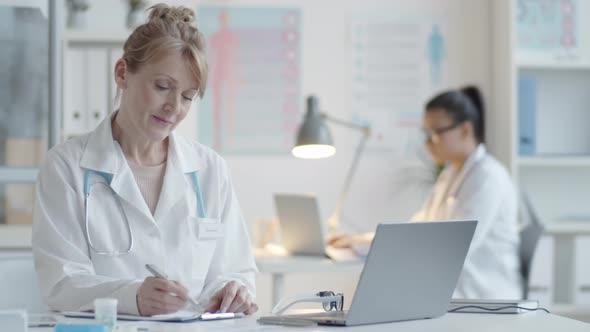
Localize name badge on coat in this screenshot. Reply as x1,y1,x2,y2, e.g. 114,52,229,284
195,217,224,239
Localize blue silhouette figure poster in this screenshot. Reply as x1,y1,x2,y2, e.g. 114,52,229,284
427,24,445,86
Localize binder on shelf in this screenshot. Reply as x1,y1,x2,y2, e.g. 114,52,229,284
518,77,537,156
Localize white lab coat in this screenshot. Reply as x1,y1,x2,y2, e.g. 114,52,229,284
32,113,257,315
412,144,523,299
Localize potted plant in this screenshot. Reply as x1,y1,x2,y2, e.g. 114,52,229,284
66,0,90,29
126,0,149,29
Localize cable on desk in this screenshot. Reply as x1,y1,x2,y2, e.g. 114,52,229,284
448,305,550,314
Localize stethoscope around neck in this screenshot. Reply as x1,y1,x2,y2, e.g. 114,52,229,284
435,149,485,215
83,169,206,256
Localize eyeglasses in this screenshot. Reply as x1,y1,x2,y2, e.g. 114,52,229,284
317,291,344,312
422,122,463,144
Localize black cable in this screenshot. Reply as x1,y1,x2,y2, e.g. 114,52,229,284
448,305,550,314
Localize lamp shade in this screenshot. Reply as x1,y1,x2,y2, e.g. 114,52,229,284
292,96,336,159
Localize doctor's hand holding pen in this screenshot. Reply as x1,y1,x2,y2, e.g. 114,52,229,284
140,264,258,316
136,276,191,316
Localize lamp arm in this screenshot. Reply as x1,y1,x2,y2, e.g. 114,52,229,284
323,115,371,234
322,113,370,133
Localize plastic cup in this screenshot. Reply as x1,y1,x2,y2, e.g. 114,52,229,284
94,298,118,331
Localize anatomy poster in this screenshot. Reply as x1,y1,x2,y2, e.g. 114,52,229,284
351,18,445,153
198,7,301,154
517,0,577,51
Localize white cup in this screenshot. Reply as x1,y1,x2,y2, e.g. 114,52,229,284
94,298,118,331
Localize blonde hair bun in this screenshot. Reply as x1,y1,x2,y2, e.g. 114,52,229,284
120,2,208,99
148,3,196,25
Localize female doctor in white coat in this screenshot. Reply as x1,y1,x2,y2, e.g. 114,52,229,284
32,4,258,316
331,86,523,300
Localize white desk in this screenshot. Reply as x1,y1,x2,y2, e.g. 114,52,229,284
30,312,589,332
254,221,590,308
545,221,590,304
255,252,363,308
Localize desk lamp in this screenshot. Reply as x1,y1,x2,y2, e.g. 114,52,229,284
292,95,370,233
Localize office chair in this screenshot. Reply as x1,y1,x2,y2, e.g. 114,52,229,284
0,253,48,313
519,193,545,300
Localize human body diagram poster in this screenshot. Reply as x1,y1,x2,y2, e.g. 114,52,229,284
198,7,301,154
351,17,446,154
517,0,577,52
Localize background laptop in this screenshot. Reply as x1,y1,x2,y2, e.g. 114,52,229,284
260,220,477,326
273,193,356,260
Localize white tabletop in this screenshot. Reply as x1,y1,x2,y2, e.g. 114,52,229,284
545,221,590,235
31,312,589,332
255,254,363,274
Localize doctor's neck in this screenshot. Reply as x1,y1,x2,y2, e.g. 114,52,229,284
450,140,478,171
112,112,168,166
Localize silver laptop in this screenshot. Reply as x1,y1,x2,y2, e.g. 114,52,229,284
274,193,353,260
260,220,477,326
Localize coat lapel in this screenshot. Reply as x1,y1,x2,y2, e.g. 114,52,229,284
446,144,486,201
425,144,486,220
79,112,208,223
79,113,152,222
153,146,189,221
153,133,204,221
109,148,154,221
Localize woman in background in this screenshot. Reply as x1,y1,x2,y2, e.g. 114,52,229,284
331,86,522,300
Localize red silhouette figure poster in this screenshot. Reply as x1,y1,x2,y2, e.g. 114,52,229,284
198,7,301,153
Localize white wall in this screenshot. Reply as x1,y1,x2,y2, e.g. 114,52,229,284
66,0,492,312
76,0,491,232
201,0,491,236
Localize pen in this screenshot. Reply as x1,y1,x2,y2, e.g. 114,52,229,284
145,263,201,311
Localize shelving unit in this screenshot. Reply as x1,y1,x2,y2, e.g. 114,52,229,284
0,225,32,249
517,61,590,70
64,29,129,44
518,157,590,168
492,0,590,306
514,2,590,218
61,29,127,139
492,0,590,220
0,28,129,249
0,1,62,247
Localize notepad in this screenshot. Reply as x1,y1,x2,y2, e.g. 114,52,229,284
28,314,58,327
448,299,539,314
62,310,244,322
